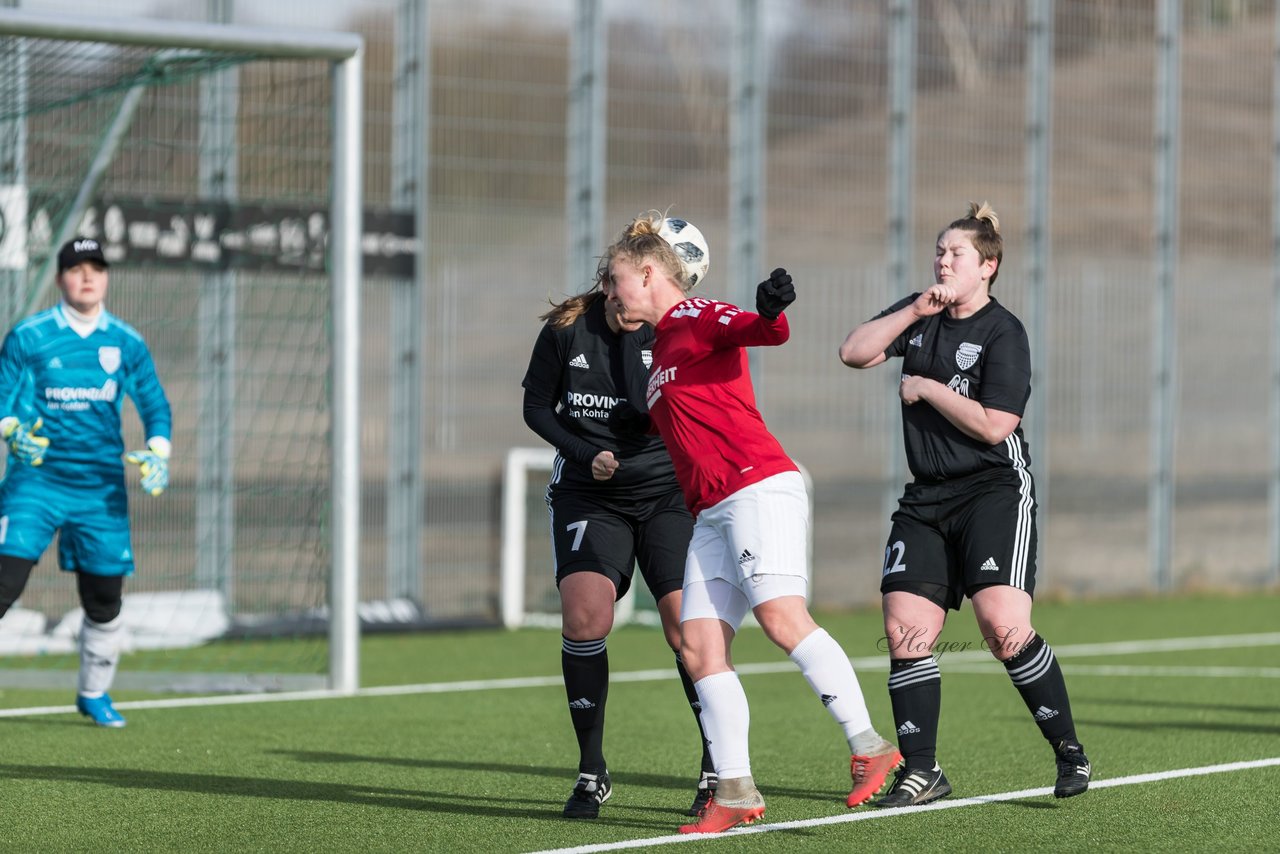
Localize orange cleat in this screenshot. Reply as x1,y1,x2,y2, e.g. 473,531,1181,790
847,747,903,807
678,796,765,834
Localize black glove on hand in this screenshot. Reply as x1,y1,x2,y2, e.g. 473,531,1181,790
755,267,796,320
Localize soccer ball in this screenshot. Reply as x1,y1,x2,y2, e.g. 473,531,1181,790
658,217,710,289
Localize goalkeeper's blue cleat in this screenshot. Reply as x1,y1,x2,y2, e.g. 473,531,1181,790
77,693,127,728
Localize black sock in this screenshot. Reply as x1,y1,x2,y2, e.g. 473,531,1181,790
888,655,941,771
562,636,609,774
675,652,715,775
1002,633,1078,748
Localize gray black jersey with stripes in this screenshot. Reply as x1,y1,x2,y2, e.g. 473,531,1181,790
877,294,1032,483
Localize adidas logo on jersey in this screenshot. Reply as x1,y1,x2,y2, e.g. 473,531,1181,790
980,556,1000,572
737,549,756,566
897,720,921,735
568,697,597,710
569,353,590,369
1034,705,1059,721
47,357,63,369
908,333,923,347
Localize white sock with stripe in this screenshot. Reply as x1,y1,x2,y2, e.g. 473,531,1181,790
79,615,124,696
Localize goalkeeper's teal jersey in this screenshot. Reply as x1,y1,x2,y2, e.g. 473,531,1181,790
0,304,171,483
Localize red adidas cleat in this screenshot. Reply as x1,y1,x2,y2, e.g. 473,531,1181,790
678,797,765,834
847,748,903,807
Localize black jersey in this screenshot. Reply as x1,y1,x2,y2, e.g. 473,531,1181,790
879,294,1033,483
521,298,679,498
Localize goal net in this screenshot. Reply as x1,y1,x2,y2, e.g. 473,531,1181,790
0,12,362,695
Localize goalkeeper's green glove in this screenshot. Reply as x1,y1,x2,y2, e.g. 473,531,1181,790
126,437,171,496
1,416,50,466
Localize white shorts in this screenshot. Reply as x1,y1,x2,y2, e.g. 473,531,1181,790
680,471,810,631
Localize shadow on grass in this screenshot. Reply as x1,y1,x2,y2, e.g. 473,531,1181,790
0,762,676,829
269,750,842,803
989,798,1060,810
1072,717,1280,737
0,717,94,728
1078,695,1280,716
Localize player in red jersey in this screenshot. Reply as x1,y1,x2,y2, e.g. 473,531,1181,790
600,211,900,834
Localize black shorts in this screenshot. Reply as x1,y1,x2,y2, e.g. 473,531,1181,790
546,485,693,603
879,467,1037,611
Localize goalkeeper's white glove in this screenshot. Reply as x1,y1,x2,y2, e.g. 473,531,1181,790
1,416,50,466
126,437,171,496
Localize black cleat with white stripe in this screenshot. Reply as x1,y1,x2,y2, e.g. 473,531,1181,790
686,772,717,817
873,764,952,808
1053,741,1091,798
563,771,612,819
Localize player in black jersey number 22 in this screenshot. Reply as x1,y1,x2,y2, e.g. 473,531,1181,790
839,202,1090,807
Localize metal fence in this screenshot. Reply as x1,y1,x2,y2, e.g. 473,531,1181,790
12,0,1280,619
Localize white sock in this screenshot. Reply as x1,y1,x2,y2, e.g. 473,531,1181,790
788,628,873,747
79,615,124,696
694,671,752,780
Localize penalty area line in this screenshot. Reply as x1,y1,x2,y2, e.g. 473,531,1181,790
528,757,1280,854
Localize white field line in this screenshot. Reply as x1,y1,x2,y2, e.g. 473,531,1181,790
1,631,1278,720
527,757,1280,854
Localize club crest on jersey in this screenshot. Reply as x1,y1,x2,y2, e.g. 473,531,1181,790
640,349,652,369
955,342,982,370
98,346,121,374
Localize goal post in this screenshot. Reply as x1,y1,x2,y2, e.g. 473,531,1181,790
501,446,814,631
500,447,638,630
0,10,362,695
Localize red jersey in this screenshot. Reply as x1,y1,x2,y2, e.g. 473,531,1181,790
645,297,799,516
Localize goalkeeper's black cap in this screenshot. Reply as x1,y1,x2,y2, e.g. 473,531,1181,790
57,237,109,272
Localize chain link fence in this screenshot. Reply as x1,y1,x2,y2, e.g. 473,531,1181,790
12,0,1278,621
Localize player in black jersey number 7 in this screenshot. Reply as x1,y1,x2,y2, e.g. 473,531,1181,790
522,282,715,820
839,202,1090,806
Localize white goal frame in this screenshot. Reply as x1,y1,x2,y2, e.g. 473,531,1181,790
500,446,814,630
0,9,364,694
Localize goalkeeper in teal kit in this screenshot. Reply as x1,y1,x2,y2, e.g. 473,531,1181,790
0,237,171,727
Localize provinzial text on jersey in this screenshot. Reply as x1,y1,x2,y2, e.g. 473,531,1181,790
45,380,119,410
565,390,624,419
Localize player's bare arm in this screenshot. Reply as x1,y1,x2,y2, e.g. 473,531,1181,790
914,284,961,314
900,374,1022,445
839,294,942,369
